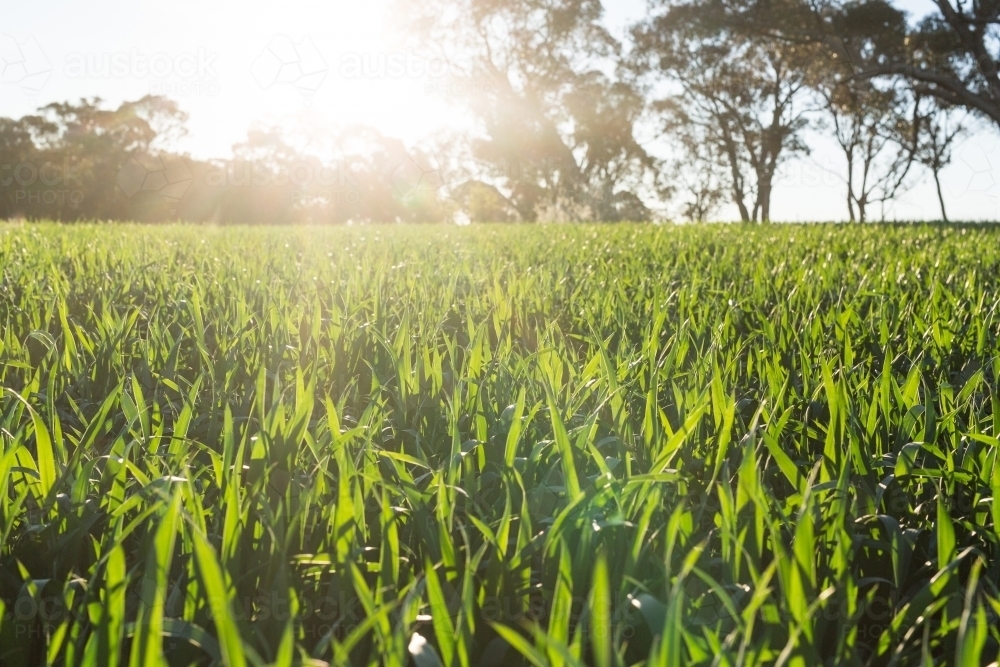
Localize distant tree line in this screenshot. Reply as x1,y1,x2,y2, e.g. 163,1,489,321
1,0,994,222
0,96,454,224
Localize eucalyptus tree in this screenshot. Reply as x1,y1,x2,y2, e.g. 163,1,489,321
720,0,1000,142
399,0,663,221
913,95,965,222
666,120,730,221
632,0,819,222
0,95,187,221
814,75,921,222
837,0,1000,131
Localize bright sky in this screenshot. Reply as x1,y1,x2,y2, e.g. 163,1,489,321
3,0,999,221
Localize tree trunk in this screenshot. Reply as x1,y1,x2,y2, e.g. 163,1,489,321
720,137,751,222
734,191,751,222
758,178,772,222
846,158,856,222
933,169,949,222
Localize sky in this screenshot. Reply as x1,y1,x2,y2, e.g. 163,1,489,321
3,0,1000,221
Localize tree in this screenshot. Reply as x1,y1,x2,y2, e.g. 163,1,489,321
632,0,818,222
719,0,1000,140
709,0,975,221
400,0,662,221
807,3,964,222
817,77,920,222
195,124,452,224
0,116,46,219
665,122,730,221
1,97,460,224
0,96,188,221
861,0,1000,130
913,95,964,222
450,180,520,222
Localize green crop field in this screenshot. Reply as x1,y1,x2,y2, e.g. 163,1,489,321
1,222,1000,667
